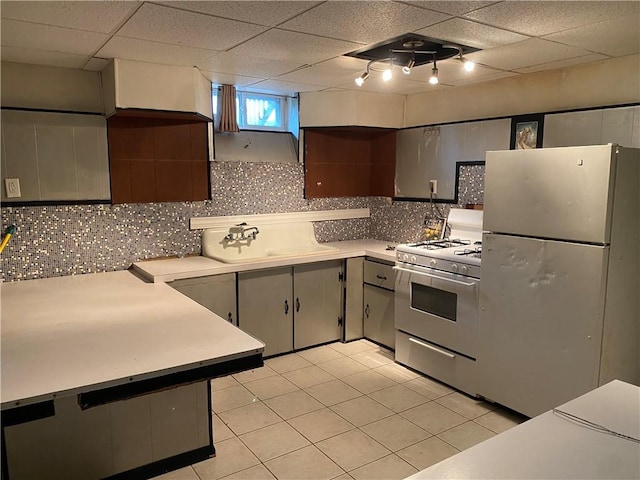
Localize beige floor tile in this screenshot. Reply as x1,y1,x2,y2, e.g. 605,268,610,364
192,437,260,480
474,408,528,434
305,379,363,406
340,370,397,394
330,396,393,427
282,365,336,388
297,345,345,364
360,415,431,452
243,375,299,400
401,402,467,435
373,363,420,383
316,429,390,471
350,348,395,368
349,454,418,480
218,402,282,436
435,392,497,419
211,375,241,391
265,353,313,373
318,357,369,378
368,384,430,412
437,421,495,450
219,464,276,480
396,436,460,470
288,407,355,443
232,365,279,384
403,377,454,400
212,385,258,413
239,421,310,462
264,445,344,480
264,390,325,420
213,414,235,442
331,474,354,480
151,466,199,479
327,340,377,356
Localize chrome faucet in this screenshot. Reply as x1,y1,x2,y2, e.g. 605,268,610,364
224,223,260,242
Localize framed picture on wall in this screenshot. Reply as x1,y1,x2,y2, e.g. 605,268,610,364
510,114,545,150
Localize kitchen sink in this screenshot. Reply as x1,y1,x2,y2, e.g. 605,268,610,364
202,222,338,263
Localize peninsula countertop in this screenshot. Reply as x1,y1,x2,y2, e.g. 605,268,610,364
0,270,264,410
132,239,397,283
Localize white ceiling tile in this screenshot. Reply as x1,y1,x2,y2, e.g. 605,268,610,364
466,38,593,71
200,70,265,88
402,1,499,16
228,29,362,65
340,73,450,95
277,1,450,44
247,79,328,95
409,60,513,84
463,1,640,37
275,57,369,87
157,1,321,27
97,36,219,70
0,45,89,69
514,54,610,74
415,18,529,49
0,1,140,34
0,19,109,56
544,16,640,57
84,57,112,72
117,3,267,51
207,51,304,78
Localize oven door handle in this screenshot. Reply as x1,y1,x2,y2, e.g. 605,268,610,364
408,337,456,359
393,266,477,288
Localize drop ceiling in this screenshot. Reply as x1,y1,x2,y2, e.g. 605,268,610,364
1,1,639,96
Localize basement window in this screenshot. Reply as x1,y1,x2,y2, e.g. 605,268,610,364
213,88,296,133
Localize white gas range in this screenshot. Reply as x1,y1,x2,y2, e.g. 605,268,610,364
394,208,483,397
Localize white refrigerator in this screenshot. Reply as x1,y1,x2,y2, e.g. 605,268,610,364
478,144,639,417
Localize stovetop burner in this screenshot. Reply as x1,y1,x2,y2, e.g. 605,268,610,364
454,246,482,258
406,238,472,250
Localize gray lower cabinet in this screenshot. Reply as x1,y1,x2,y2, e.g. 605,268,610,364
168,273,237,325
238,261,343,357
238,267,293,357
363,259,395,349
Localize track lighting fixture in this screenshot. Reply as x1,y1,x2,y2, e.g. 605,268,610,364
352,39,476,87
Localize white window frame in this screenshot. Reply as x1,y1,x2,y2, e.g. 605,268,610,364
212,87,291,133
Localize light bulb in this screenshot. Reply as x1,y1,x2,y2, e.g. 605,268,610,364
355,71,369,86
402,65,411,75
382,68,392,82
463,59,475,72
429,66,439,85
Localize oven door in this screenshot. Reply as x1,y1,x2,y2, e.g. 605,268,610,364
394,264,479,358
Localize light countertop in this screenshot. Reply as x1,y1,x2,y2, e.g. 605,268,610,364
133,239,397,283
407,380,640,479
0,270,264,410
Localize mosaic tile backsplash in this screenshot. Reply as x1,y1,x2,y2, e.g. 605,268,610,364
1,162,484,281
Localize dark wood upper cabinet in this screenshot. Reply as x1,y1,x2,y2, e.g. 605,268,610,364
107,112,209,204
304,127,396,198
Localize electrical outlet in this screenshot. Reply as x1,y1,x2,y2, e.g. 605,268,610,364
429,179,437,195
5,178,21,198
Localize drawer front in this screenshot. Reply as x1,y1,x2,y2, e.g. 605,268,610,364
364,260,395,290
395,331,478,397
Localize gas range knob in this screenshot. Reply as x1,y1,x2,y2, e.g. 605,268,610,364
402,253,410,262
460,265,469,274
410,255,417,263
451,263,459,272
429,259,437,267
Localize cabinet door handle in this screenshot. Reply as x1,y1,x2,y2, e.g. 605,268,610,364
376,275,387,281
284,300,289,315
296,297,301,313
365,304,370,318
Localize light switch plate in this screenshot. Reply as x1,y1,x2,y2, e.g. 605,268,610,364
5,178,21,198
